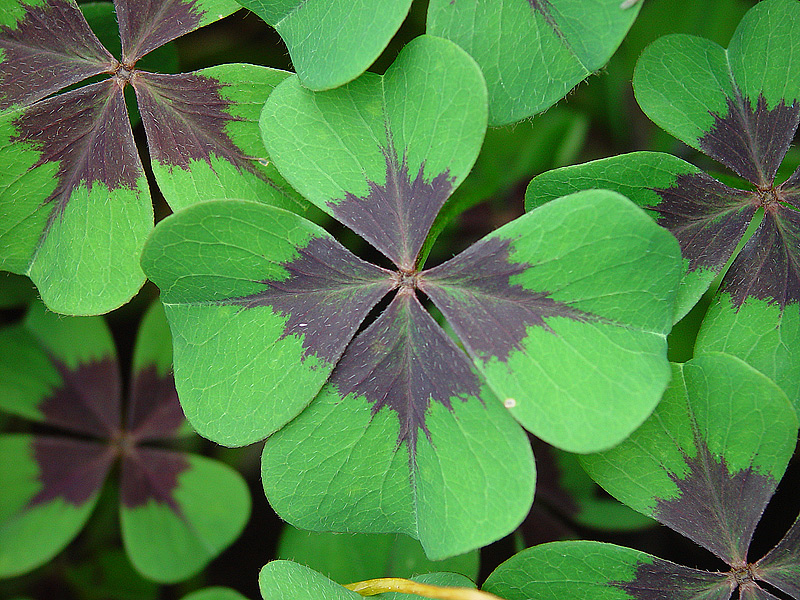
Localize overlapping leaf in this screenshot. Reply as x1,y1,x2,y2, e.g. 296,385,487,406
235,0,413,91
0,302,250,581
259,561,476,600
484,541,735,600
419,191,680,453
181,588,250,600
526,0,800,413
427,0,641,125
695,293,800,415
277,526,479,583
261,288,535,558
260,34,488,271
141,199,395,446
0,0,301,315
145,34,681,557
484,352,799,600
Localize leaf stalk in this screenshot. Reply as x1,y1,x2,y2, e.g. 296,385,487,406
344,578,505,600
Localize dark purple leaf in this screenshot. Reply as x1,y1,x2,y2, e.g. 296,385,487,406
331,147,453,271
420,236,597,362
611,558,734,600
326,287,481,461
114,0,204,64
654,438,778,567
698,92,800,188
132,70,252,173
754,513,800,599
779,165,800,194
738,582,783,600
0,0,115,110
30,436,114,507
230,235,393,363
720,205,800,310
40,358,121,438
126,366,183,442
11,78,143,221
120,447,189,513
651,173,755,273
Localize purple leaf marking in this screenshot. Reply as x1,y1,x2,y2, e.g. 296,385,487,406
699,92,800,188
126,366,184,442
780,165,800,195
133,70,254,173
331,147,453,271
0,0,114,110
30,436,114,507
755,513,800,599
611,557,734,600
654,438,778,567
39,358,122,438
738,582,783,600
114,0,205,64
420,236,597,362
230,235,394,363
721,204,800,309
11,78,142,221
327,288,481,460
651,173,755,273
120,447,189,513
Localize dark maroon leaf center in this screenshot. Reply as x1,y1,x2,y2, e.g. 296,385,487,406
330,146,454,271
229,235,394,363
0,0,115,110
40,357,122,438
29,356,190,512
326,288,481,461
420,236,599,362
3,0,255,238
699,92,800,188
653,437,777,567
12,79,142,225
132,70,255,173
651,156,800,310
120,447,189,512
651,173,756,273
612,558,735,600
30,437,116,507
114,0,205,65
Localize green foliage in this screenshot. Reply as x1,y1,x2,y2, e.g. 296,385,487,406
277,526,480,583
1,0,799,598
0,302,250,582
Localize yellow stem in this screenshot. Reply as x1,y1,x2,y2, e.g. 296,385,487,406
343,578,505,600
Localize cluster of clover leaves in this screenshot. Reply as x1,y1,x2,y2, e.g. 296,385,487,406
1,0,799,598
0,301,250,582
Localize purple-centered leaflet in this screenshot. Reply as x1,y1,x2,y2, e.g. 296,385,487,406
484,353,800,600
0,0,301,315
527,0,800,322
143,35,681,557
526,0,800,417
0,302,250,582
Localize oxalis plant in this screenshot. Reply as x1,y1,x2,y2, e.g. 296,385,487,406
0,1,798,600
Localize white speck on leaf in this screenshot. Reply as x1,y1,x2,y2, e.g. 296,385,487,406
504,398,516,408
